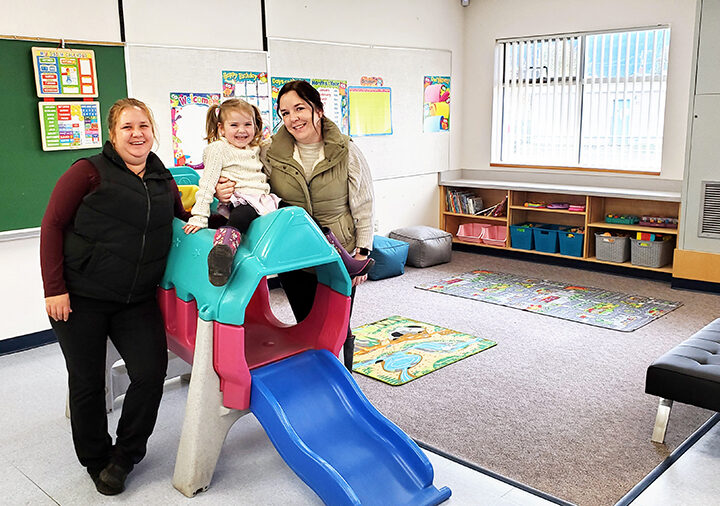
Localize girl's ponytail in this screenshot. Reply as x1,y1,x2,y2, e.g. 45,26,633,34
205,104,221,142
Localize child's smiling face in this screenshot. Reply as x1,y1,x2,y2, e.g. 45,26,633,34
219,110,256,149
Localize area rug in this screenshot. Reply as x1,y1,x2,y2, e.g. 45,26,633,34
416,270,682,332
351,315,497,385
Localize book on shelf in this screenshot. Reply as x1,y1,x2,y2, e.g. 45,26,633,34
445,188,483,215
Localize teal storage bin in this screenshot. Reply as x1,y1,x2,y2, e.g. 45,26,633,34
558,230,584,257
533,224,564,253
509,223,536,250
368,235,409,280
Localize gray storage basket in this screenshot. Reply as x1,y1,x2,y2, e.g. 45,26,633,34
630,238,674,268
595,233,630,263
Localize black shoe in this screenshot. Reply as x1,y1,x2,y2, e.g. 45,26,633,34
208,244,234,286
95,462,131,495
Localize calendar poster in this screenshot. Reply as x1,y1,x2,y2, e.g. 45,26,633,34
38,101,101,151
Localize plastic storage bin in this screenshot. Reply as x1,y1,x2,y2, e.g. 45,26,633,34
456,223,490,243
558,230,584,257
605,214,639,225
630,238,674,268
509,223,536,250
595,233,630,263
481,225,507,247
533,224,564,254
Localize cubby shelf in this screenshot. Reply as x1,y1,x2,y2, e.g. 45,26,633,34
440,185,681,273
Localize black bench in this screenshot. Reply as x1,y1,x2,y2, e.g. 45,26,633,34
645,318,720,443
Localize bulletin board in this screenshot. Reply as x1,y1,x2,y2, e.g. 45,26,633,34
268,38,451,181
125,44,268,167
0,38,127,233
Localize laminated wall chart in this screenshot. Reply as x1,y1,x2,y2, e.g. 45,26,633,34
348,86,392,136
269,77,348,135
170,92,221,166
222,71,272,139
32,47,98,97
32,47,102,150
38,102,101,151
423,76,450,132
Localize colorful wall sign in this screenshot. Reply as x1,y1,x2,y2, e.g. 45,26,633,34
170,92,221,166
38,101,101,151
423,76,450,132
221,71,271,139
32,47,98,98
348,86,392,136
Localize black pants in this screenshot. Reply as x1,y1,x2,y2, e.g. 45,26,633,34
277,269,357,371
226,203,259,234
51,295,168,473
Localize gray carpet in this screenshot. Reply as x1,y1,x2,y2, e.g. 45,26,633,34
270,250,717,506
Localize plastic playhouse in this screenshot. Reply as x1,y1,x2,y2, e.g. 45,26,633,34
157,177,451,505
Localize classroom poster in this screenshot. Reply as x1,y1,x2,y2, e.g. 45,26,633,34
221,70,272,139
31,47,98,98
360,76,384,87
170,92,220,166
348,86,392,136
311,79,349,135
37,101,101,151
423,76,450,132
270,76,308,133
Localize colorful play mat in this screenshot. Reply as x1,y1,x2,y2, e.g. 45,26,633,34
352,316,496,386
416,270,682,332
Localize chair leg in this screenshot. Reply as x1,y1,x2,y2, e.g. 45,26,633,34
651,398,673,444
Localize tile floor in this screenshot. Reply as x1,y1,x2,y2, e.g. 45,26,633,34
1,342,717,505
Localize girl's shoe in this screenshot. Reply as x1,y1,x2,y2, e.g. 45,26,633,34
208,226,241,286
208,244,234,286
322,227,375,277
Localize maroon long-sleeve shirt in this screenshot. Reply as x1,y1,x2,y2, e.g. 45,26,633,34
40,160,198,297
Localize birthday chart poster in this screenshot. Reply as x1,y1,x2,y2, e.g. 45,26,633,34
312,79,348,135
221,70,271,139
38,101,102,151
170,92,221,166
423,76,450,132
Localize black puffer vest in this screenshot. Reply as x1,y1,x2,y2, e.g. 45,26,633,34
63,141,175,303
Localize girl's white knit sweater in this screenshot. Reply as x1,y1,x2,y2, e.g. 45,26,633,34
188,138,270,228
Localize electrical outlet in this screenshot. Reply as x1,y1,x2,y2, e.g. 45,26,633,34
373,219,379,232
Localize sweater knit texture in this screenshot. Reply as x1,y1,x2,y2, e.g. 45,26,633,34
188,138,269,228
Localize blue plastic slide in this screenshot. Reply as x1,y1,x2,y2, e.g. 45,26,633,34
250,349,451,506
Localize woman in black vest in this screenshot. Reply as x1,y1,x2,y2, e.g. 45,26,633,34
41,98,191,496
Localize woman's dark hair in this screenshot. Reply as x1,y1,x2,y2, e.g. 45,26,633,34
276,80,324,122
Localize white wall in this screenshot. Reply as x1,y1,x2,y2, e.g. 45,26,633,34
0,0,121,42
460,0,699,191
1,0,462,340
122,0,263,49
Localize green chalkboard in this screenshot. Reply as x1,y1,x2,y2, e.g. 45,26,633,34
0,39,127,232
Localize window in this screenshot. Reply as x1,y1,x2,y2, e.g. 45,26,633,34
491,27,670,173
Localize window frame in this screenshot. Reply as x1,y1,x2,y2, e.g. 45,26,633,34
490,25,671,175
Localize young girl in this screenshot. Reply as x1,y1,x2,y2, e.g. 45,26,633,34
184,99,373,286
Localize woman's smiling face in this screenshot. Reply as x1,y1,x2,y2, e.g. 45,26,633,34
278,90,323,144
111,106,154,170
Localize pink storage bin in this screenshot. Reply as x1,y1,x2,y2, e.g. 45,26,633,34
481,225,508,246
457,223,490,243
